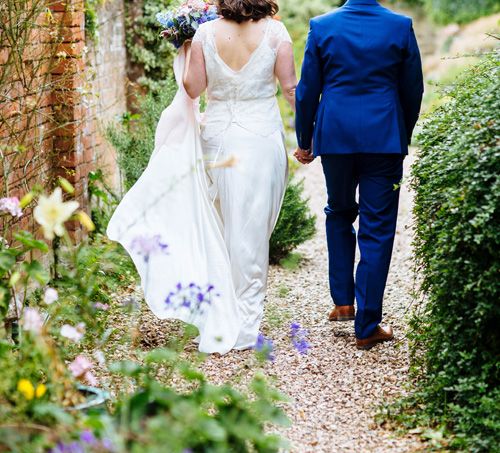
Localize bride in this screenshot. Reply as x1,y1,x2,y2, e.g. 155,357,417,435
107,0,296,354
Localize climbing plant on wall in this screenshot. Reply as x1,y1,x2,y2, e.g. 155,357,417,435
124,0,177,93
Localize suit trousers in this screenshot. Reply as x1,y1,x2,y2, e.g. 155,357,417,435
321,154,403,339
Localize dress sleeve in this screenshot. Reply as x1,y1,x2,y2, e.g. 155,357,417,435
192,23,206,44
269,20,292,53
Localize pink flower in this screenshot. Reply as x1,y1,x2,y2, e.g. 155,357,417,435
22,308,43,334
0,197,22,217
94,302,109,311
69,355,98,386
60,323,85,342
44,287,59,305
84,371,98,386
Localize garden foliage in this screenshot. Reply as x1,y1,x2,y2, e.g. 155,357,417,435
0,185,290,452
401,0,500,24
106,81,177,191
404,52,499,451
270,178,316,264
125,0,177,93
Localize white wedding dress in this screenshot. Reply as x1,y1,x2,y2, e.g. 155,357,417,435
107,18,290,354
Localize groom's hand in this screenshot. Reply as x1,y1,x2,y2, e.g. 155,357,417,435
294,148,315,165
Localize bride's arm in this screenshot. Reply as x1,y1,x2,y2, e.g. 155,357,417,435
183,41,208,99
275,42,297,111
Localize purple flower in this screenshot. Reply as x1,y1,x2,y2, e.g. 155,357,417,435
290,322,311,355
0,197,22,217
254,333,275,362
101,438,114,451
130,235,168,263
164,282,215,313
50,442,84,453
80,430,97,445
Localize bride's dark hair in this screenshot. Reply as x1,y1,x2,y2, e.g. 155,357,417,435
217,0,279,23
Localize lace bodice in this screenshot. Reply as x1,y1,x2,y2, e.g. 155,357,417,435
193,18,292,140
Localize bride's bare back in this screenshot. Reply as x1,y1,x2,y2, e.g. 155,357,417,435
183,18,296,109
214,19,268,72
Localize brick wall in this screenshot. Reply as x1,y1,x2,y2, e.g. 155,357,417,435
85,0,127,193
0,0,127,236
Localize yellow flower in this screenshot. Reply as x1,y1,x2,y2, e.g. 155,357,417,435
17,379,35,400
76,211,95,232
35,384,47,398
33,188,79,240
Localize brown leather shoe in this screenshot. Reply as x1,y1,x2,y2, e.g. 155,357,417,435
356,325,394,350
329,305,355,322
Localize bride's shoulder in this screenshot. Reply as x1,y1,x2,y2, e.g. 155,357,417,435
268,19,292,45
193,19,220,43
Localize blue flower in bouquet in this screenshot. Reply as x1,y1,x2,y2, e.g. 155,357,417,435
156,11,175,28
157,1,219,49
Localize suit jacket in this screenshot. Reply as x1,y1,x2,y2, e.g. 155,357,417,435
295,0,424,155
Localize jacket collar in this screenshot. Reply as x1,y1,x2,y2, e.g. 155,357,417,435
345,0,379,5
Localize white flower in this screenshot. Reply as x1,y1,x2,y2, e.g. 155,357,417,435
33,188,79,240
60,323,85,342
93,350,106,366
22,308,44,334
44,287,58,305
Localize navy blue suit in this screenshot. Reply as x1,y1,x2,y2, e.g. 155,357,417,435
295,0,423,339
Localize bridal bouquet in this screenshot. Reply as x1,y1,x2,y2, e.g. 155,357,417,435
157,0,219,49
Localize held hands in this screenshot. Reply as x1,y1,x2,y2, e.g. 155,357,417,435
294,147,315,165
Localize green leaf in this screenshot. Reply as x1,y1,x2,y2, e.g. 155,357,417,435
109,360,143,377
0,286,9,317
144,348,178,364
21,260,50,285
0,250,17,278
14,231,49,253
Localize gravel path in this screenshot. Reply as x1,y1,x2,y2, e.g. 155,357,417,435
195,155,423,452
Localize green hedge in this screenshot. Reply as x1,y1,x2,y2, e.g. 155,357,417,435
107,82,177,191
406,53,499,451
400,0,500,24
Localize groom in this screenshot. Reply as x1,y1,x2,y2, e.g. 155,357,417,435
294,0,423,349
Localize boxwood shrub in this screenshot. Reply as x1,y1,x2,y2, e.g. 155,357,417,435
406,53,499,451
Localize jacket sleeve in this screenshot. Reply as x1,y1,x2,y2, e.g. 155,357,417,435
295,21,323,151
399,20,424,145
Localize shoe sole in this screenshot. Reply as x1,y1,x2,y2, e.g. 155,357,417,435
356,337,393,350
329,316,355,322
